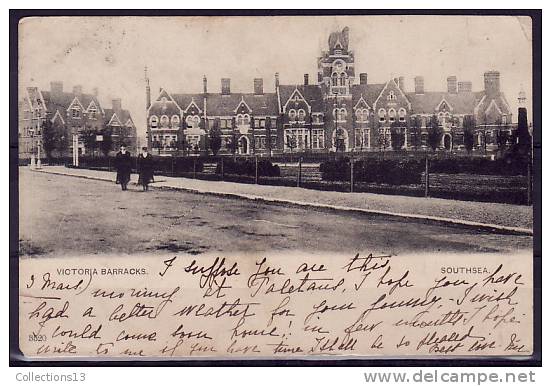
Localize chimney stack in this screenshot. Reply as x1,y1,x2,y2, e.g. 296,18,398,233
398,76,405,91
253,78,264,95
304,74,309,86
447,76,458,94
275,72,280,88
414,76,424,94
458,81,472,93
72,85,82,96
359,73,368,85
50,81,63,96
221,78,231,95
484,71,500,94
112,98,122,111
317,72,323,83
203,75,207,94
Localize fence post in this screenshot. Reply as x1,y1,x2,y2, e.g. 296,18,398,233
193,158,196,179
255,155,259,184
350,156,354,193
221,157,224,180
424,156,430,197
171,156,174,176
297,157,302,188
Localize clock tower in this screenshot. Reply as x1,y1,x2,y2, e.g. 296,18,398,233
317,26,355,97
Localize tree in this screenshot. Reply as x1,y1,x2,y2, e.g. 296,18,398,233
228,117,238,160
250,116,256,154
462,115,476,153
390,121,404,151
495,120,509,157
409,115,422,150
99,129,113,156
81,128,98,156
427,114,442,151
209,118,222,156
41,118,58,161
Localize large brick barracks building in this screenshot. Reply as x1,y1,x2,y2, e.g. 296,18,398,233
146,27,514,156
19,82,137,159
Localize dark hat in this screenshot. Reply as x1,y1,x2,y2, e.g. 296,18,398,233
119,143,127,148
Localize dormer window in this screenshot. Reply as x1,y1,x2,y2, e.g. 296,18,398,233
88,106,97,120
288,109,297,121
387,91,396,101
186,115,200,128
236,113,250,126
298,109,306,121
356,108,369,123
71,105,81,119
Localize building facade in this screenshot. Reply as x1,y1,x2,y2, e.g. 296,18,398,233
146,26,515,156
19,82,137,160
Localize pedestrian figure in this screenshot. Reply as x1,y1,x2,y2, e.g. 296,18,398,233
137,147,154,191
114,144,132,191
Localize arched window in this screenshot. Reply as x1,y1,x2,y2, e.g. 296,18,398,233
356,108,369,122
150,115,159,129
160,115,170,128
378,108,386,122
398,108,407,122
288,109,297,120
171,115,180,129
331,73,338,87
186,115,200,128
334,108,347,122
388,108,396,122
236,113,250,126
387,91,396,101
298,109,306,121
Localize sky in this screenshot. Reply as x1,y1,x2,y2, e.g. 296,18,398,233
19,15,533,138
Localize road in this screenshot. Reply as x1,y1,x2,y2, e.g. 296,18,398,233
18,168,531,257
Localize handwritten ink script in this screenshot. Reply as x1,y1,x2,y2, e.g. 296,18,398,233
19,252,532,358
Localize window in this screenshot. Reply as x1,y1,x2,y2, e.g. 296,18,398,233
259,119,265,128
356,108,369,123
186,115,200,128
221,119,228,129
387,91,396,101
236,114,250,126
312,129,324,149
88,106,97,120
378,108,386,122
388,108,396,123
171,115,180,129
71,105,81,119
150,115,158,129
502,115,507,125
298,109,306,121
254,136,266,149
334,108,347,122
312,114,323,124
288,109,297,120
398,108,407,122
160,115,170,128
284,128,309,151
355,128,370,149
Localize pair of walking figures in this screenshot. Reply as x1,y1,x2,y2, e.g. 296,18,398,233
114,144,154,191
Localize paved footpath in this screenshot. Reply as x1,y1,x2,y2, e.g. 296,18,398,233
30,166,533,234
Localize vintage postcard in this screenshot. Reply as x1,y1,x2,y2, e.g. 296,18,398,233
15,14,537,361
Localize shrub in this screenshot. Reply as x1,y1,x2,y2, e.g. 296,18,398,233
320,158,423,185
216,158,280,177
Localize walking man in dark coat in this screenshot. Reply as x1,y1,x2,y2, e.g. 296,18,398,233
114,144,132,191
137,147,154,191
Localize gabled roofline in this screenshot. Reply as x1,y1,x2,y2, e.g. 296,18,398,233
282,86,311,113
353,94,371,110
147,88,183,115
500,94,512,114
484,99,503,115
85,99,99,113
435,97,454,112
473,95,486,116
107,112,121,126
233,95,252,114
373,78,411,110
184,98,203,114
125,118,134,127
51,109,65,125
66,96,85,112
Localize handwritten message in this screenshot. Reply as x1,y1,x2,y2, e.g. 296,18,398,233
19,252,533,358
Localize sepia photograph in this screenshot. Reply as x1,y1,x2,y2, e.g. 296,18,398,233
12,11,540,363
